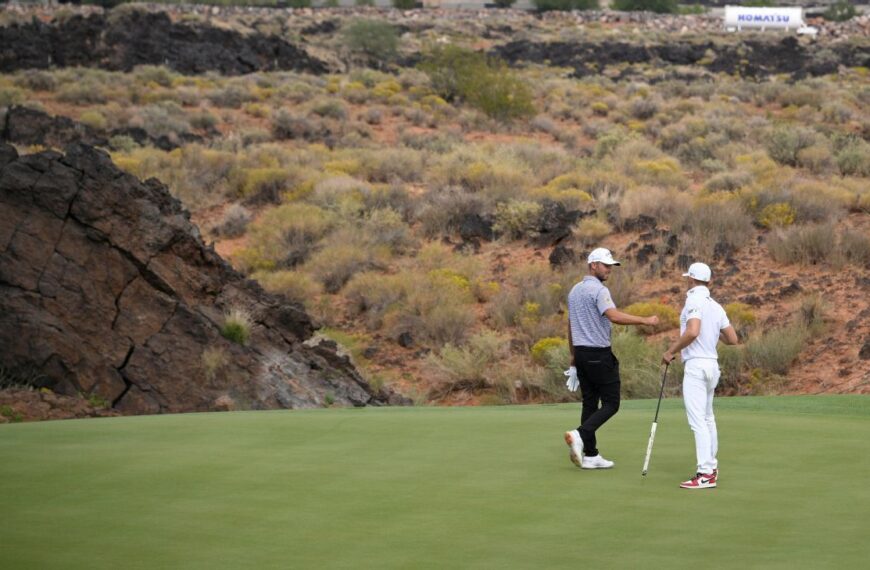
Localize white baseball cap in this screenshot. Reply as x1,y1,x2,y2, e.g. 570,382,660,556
683,262,711,282
587,247,621,266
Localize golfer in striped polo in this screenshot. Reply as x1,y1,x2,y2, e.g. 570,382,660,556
662,262,739,489
563,248,659,469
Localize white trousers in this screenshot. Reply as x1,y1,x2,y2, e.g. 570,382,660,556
682,359,720,474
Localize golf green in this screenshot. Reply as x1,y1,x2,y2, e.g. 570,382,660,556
1,395,867,569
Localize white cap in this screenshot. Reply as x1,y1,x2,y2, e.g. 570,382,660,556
587,247,621,266
682,262,711,282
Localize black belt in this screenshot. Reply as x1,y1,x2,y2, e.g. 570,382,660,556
574,345,611,353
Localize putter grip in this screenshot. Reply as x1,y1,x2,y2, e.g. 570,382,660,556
641,422,658,475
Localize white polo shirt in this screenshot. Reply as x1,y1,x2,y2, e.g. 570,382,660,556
680,286,730,362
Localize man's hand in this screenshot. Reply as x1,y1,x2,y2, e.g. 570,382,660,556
645,315,660,327
564,366,580,392
661,351,676,365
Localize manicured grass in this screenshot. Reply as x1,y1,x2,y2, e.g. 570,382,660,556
1,396,868,568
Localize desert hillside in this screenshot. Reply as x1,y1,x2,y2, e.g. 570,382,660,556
1,3,868,420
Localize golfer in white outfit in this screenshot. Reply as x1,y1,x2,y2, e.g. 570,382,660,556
662,263,739,490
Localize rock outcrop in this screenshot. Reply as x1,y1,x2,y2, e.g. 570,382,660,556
0,9,330,75
0,142,404,415
1,106,206,152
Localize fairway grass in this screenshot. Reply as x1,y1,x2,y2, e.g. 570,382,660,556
1,396,868,569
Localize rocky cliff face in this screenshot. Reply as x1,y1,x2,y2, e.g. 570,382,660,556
0,143,404,415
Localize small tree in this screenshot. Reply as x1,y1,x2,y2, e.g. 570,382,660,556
824,0,857,22
419,45,535,122
612,0,677,14
532,0,598,12
342,19,399,67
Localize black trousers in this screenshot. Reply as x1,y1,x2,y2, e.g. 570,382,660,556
574,346,621,457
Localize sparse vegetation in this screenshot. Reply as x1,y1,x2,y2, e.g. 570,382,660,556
5,7,867,405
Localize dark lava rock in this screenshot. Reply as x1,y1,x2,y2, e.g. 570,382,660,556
636,244,657,265
0,143,405,415
622,214,656,232
778,280,803,298
1,106,203,151
0,10,330,75
459,213,494,242
2,106,107,149
531,201,586,248
397,331,414,348
859,337,870,361
549,244,577,268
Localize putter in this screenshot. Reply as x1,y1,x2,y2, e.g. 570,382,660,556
641,362,669,477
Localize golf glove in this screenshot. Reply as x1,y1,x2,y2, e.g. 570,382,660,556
564,366,579,392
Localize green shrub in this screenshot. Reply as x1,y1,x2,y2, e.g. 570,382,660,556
573,217,612,246
310,99,348,121
834,137,870,177
766,126,817,166
532,0,599,11
757,202,796,229
530,337,568,365
623,302,679,334
419,45,534,122
724,302,757,329
79,110,107,131
392,0,417,9
221,308,253,345
342,19,399,65
824,0,856,21
613,0,677,14
493,200,543,240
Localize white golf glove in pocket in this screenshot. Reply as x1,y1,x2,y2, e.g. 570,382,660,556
564,366,579,392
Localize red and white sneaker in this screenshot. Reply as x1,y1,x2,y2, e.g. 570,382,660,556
680,472,717,489
564,430,584,468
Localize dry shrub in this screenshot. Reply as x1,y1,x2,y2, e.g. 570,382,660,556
359,148,424,183
573,217,613,246
213,204,252,238
840,229,870,267
766,223,836,265
344,271,409,329
237,203,335,273
426,330,511,398
618,186,688,228
668,194,754,260
305,236,386,294
254,270,323,305
418,188,484,238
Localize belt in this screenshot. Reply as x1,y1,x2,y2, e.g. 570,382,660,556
573,345,611,353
